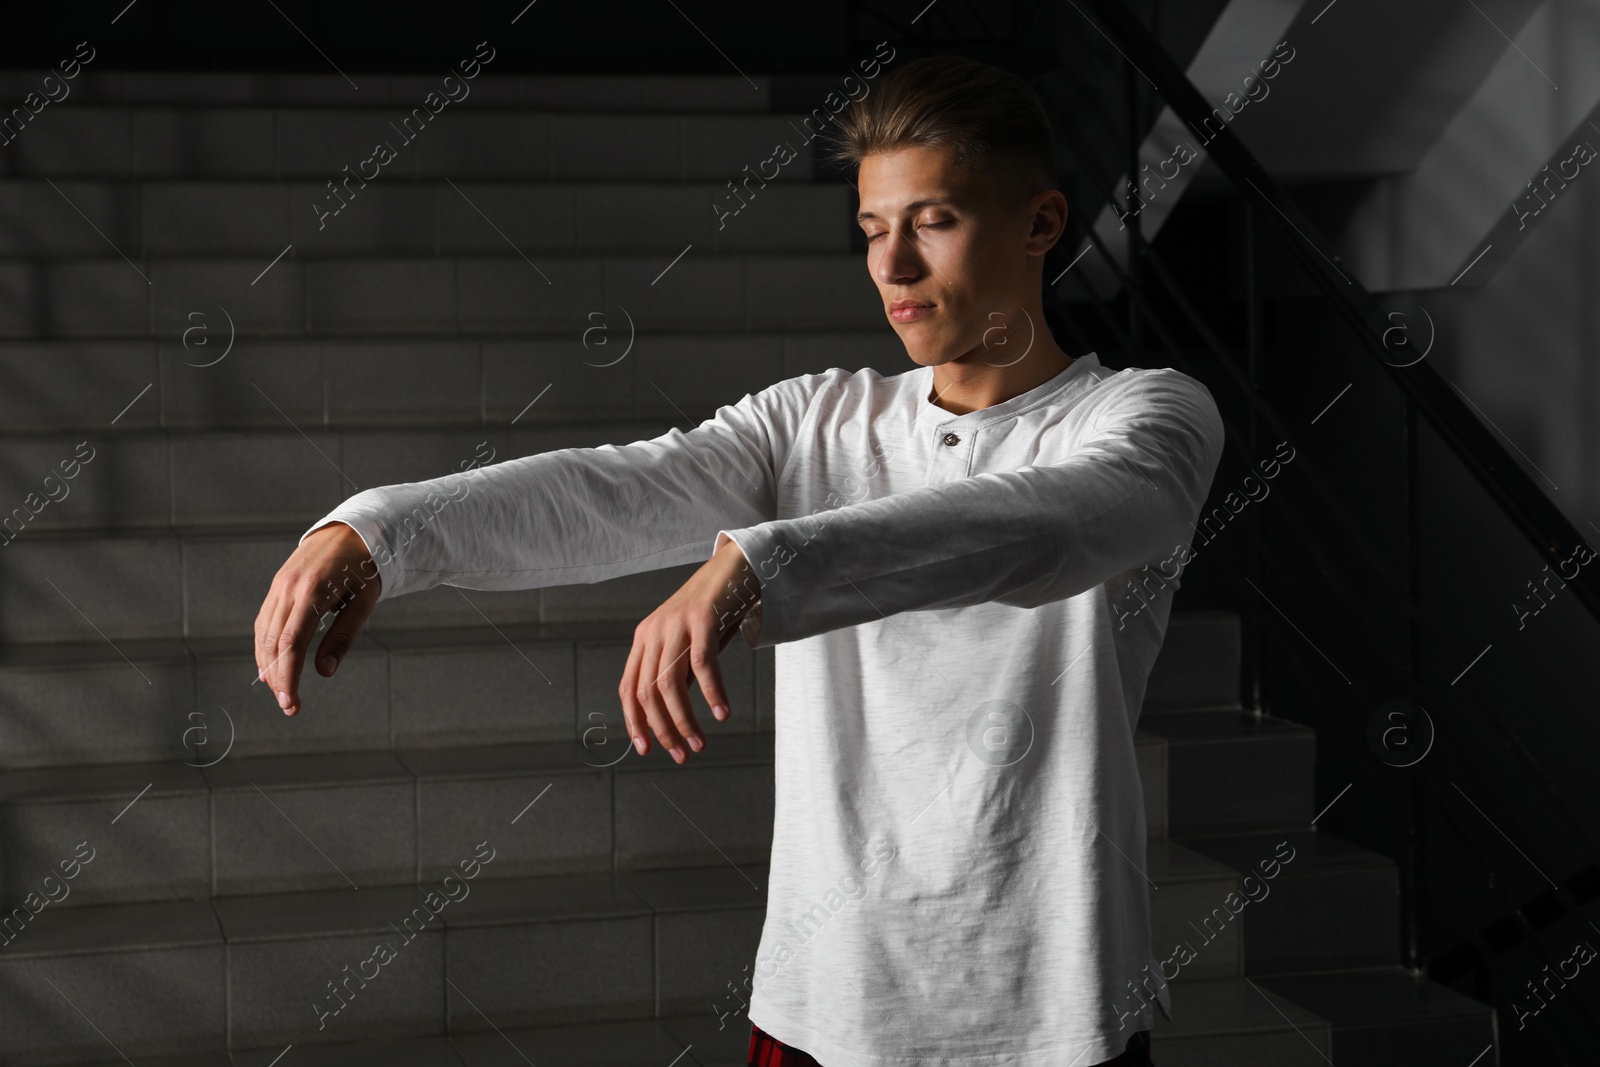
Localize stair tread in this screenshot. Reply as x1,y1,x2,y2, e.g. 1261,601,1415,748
235,1036,466,1066
1254,966,1497,1025
0,613,1227,669
1177,828,1397,875
1138,709,1314,741
213,872,657,943
0,249,859,263
1148,975,1330,1041
0,70,779,111
9,103,800,118
0,758,205,802
0,328,894,344
201,749,414,790
63,1053,237,1067
4,845,1236,955
212,882,434,943
0,728,1183,796
396,733,775,778
0,620,624,667
1144,838,1242,886
51,975,1495,1067
616,863,772,913
0,735,781,802
0,418,692,442
0,897,221,959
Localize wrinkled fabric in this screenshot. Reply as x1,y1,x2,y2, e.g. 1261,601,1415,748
304,353,1224,1065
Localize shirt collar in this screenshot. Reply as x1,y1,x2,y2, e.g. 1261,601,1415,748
914,352,1101,428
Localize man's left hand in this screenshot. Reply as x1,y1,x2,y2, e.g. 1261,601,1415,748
620,535,760,764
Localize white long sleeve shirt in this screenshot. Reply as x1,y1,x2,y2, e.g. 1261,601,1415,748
303,352,1225,1065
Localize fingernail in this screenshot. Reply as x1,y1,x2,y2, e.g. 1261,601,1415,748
669,746,684,763
687,736,703,753
714,704,729,721
277,690,290,708
632,736,646,756
319,655,338,674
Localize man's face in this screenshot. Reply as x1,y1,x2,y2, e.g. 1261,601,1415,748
856,144,1056,369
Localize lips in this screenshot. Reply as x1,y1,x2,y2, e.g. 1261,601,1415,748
889,301,935,323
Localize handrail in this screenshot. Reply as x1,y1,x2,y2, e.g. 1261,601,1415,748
1074,0,1600,624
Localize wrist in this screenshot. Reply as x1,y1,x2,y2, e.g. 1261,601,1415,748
712,536,761,633
714,534,760,591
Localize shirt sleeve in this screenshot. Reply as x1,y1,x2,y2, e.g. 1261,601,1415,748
714,368,1225,648
298,373,828,602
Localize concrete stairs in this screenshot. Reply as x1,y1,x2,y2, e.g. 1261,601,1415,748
0,74,1498,1066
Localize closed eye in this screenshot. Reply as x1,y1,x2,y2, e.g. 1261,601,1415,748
866,221,954,244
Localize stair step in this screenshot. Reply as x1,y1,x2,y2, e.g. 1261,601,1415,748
1179,828,1402,974
1138,711,1317,836
0,897,226,1065
0,735,779,906
237,1037,464,1066
7,847,1253,1064
1146,840,1249,982
0,179,854,260
1147,975,1332,1064
0,253,882,340
1253,968,1499,1066
48,970,1499,1067
0,603,1227,769
0,867,735,1060
0,108,829,181
0,331,909,433
0,529,695,643
0,72,781,113
1,422,688,534
1142,610,1240,712
9,852,1480,1065
0,724,1173,906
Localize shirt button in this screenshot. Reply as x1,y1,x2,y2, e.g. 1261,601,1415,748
942,432,960,446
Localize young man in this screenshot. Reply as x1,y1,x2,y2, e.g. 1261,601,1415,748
256,55,1221,1067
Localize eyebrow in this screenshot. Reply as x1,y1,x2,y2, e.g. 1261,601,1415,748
855,197,960,223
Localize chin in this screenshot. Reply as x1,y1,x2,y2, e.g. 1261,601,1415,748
893,333,945,365
902,344,965,368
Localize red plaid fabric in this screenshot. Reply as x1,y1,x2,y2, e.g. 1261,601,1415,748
748,1024,826,1066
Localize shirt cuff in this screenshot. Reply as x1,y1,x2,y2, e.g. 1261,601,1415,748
299,510,400,603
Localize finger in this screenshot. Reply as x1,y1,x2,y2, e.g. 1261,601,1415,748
638,635,689,763
690,615,733,725
254,579,280,685
263,585,300,711
657,631,706,756
313,571,378,677
272,587,323,716
619,625,649,757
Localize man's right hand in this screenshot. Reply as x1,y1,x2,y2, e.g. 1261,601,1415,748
254,521,382,716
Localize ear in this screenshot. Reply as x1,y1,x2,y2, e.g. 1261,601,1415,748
1028,189,1068,255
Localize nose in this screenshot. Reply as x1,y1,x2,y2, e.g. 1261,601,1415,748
873,223,924,288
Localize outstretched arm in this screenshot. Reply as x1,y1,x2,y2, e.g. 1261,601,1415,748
620,368,1223,764
717,368,1224,647
253,374,824,715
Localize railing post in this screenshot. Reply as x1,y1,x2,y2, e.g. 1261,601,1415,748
1125,58,1142,357
1245,202,1263,720
1404,398,1425,976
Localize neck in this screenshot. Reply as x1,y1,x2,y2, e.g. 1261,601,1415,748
927,337,1074,416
